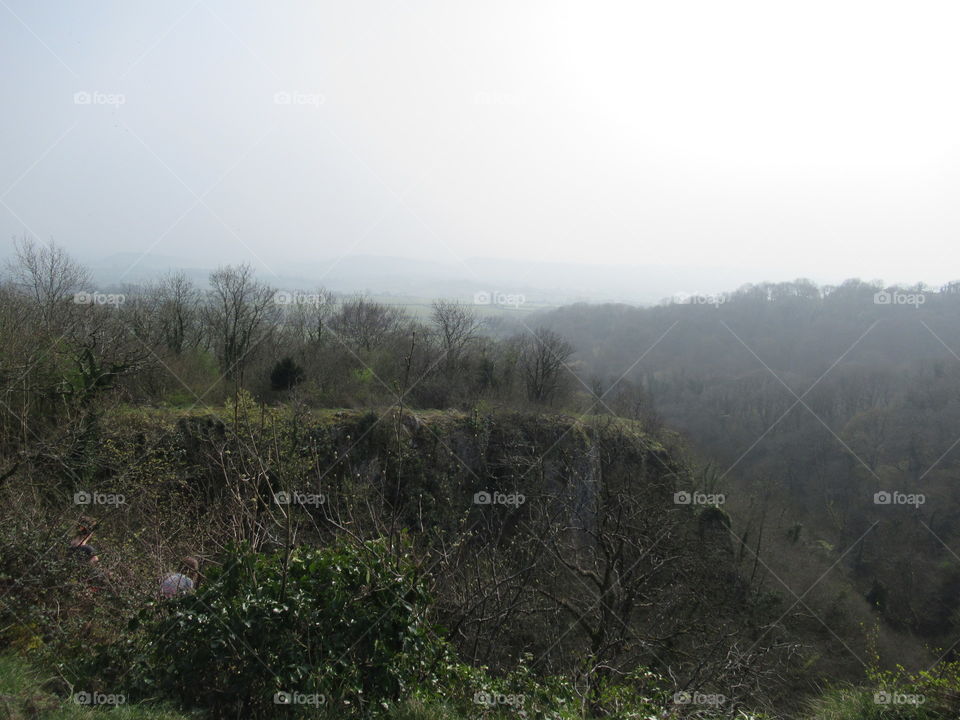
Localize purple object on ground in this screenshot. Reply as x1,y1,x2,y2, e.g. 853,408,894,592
160,572,194,598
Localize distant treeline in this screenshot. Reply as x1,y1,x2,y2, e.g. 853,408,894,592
0,237,586,451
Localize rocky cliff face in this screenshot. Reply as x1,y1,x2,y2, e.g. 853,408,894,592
87,407,768,694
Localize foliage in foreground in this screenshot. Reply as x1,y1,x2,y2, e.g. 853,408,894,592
17,527,958,719
84,539,746,719
99,538,446,718
0,654,189,720
801,661,960,719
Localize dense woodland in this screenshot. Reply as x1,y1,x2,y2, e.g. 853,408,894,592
540,280,960,674
1,238,960,719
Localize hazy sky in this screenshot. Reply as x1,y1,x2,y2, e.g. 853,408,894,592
2,1,958,288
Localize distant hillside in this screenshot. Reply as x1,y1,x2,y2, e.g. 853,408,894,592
535,278,960,678
70,250,767,305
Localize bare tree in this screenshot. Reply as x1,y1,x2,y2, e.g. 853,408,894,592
65,304,153,406
7,236,89,329
204,265,277,386
329,295,404,353
430,300,482,374
156,271,204,355
279,287,335,347
517,327,573,403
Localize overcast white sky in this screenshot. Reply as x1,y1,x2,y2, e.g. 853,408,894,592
1,1,958,289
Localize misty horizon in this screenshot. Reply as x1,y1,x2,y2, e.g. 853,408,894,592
0,244,944,308
4,1,960,290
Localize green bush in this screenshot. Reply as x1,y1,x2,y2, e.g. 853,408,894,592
270,357,305,391
114,539,449,719
0,517,112,654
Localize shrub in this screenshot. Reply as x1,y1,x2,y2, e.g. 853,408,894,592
116,538,449,719
270,357,305,391
0,517,115,654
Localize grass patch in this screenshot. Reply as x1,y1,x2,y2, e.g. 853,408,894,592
0,655,191,719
